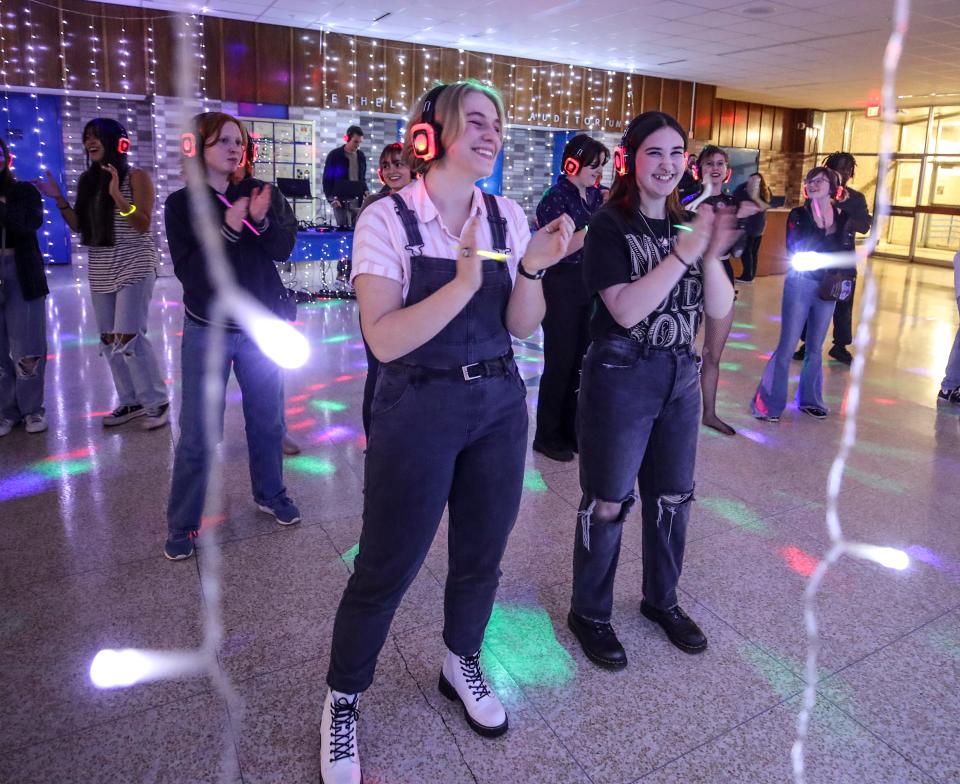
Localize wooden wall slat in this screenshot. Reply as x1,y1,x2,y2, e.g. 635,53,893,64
732,101,749,148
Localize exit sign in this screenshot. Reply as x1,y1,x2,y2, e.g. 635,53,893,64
865,103,881,118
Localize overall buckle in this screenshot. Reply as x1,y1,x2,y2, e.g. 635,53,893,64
461,363,483,381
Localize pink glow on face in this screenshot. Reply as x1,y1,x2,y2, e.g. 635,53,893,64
780,545,819,577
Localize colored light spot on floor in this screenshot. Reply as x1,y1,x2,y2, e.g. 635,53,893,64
311,399,348,412
720,362,742,372
288,393,309,403
483,602,576,693
780,545,819,577
699,496,768,534
341,543,360,567
309,382,328,391
287,417,318,431
736,642,801,700
44,447,93,462
200,514,227,532
873,397,898,405
285,406,306,416
523,469,548,492
286,456,337,475
738,427,770,445
334,374,354,382
322,334,353,344
845,465,907,495
732,322,754,329
315,425,355,444
726,341,759,350
32,459,94,479
729,331,750,340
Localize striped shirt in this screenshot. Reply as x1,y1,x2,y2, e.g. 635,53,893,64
87,174,159,294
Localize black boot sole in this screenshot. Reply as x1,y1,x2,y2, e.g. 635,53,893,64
438,672,508,738
640,605,708,654
566,615,628,670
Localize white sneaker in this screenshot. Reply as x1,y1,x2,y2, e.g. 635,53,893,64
0,418,14,437
439,650,508,737
319,689,362,784
24,413,48,434
142,402,170,430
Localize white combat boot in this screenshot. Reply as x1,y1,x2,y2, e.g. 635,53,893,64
438,650,508,737
319,689,362,784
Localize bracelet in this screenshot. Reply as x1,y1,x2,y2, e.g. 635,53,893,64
119,204,137,217
674,251,694,269
517,263,545,281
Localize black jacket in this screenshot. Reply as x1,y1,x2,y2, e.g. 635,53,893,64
787,203,855,278
836,186,872,234
164,178,297,325
0,181,49,301
322,146,368,201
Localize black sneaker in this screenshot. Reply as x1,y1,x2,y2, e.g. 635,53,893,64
792,344,806,361
799,405,828,419
103,404,146,427
567,611,627,669
640,601,707,653
828,345,853,365
533,439,575,463
937,388,960,405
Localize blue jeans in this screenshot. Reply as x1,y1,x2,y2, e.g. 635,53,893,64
752,272,837,417
91,274,167,412
166,318,287,536
571,337,701,620
0,256,47,420
942,297,960,390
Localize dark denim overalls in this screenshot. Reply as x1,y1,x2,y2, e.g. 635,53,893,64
327,193,529,694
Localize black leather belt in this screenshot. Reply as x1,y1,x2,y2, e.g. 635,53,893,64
386,352,514,382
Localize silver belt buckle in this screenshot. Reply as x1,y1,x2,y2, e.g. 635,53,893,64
461,362,482,381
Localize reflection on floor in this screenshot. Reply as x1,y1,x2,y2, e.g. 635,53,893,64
1,259,958,784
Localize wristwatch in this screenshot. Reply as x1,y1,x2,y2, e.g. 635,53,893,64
517,263,545,280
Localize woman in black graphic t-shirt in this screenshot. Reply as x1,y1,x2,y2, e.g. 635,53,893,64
567,112,741,668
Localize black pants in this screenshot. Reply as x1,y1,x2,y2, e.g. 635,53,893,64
572,338,700,620
361,336,379,438
739,235,762,281
800,278,856,349
535,263,591,449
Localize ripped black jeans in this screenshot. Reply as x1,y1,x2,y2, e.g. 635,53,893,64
571,335,700,621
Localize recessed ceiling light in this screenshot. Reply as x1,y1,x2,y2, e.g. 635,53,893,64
742,4,775,15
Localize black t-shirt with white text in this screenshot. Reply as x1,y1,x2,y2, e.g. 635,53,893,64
583,206,703,347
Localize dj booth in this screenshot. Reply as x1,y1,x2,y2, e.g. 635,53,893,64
278,228,356,299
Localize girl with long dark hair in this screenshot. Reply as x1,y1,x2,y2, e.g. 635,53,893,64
567,113,739,669
35,118,168,429
0,135,49,436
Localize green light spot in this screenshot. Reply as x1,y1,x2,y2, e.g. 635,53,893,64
303,299,345,309
342,543,360,567
845,466,907,495
311,400,348,412
719,362,742,371
483,602,576,693
699,496,768,535
515,355,542,363
286,456,337,475
523,469,548,492
725,341,759,350
736,642,800,700
732,322,754,329
32,459,94,478
322,334,353,344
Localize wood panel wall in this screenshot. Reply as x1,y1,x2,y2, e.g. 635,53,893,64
4,0,805,152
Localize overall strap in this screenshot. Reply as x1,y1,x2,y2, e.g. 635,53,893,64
390,193,424,257
481,192,511,254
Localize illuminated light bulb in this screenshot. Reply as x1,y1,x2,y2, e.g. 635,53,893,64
846,543,909,571
90,648,206,689
239,302,311,369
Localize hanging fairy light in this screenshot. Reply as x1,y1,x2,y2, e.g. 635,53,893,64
146,18,167,267
88,13,103,114
349,37,357,110
0,0,14,158
197,14,209,111
23,0,56,260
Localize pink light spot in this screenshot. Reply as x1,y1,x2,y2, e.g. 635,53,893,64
309,382,328,391
287,393,309,402
334,374,353,382
86,409,115,418
873,397,897,405
44,446,93,462
200,514,226,532
285,406,306,416
288,417,318,431
780,545,819,577
46,353,59,361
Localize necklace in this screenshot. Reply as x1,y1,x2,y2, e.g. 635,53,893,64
637,209,672,254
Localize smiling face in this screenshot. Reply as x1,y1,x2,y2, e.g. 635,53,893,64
632,125,687,202
805,172,833,201
571,155,606,189
700,151,729,187
84,129,105,163
442,90,502,180
380,153,412,192
203,121,244,179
